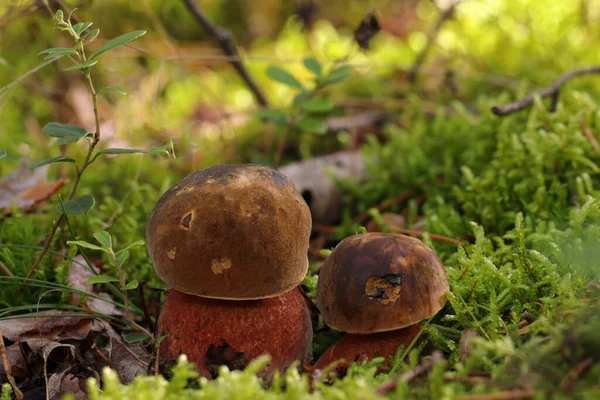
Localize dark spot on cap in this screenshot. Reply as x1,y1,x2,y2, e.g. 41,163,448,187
205,339,249,379
181,212,193,229
382,274,402,285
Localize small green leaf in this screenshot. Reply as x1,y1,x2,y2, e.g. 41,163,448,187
97,148,146,156
53,10,64,22
29,156,76,169
72,22,93,36
124,279,138,290
83,28,100,42
301,98,334,112
0,149,7,160
86,275,120,285
117,250,130,267
116,240,145,255
256,109,287,127
89,30,146,60
63,59,98,71
296,116,328,134
43,122,87,139
93,231,112,249
303,57,322,77
149,147,170,156
99,86,126,96
37,47,78,60
123,332,150,344
266,66,304,90
320,65,352,86
57,194,95,215
156,335,168,346
66,240,106,252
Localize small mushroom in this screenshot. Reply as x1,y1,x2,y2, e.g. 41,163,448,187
147,164,314,380
314,233,449,370
158,287,312,380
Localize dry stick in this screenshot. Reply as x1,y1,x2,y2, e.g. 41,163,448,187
138,280,155,333
455,390,536,400
579,118,599,150
181,0,268,107
491,66,600,116
0,259,13,277
375,350,445,394
0,329,24,400
407,1,462,83
353,189,416,224
388,226,465,246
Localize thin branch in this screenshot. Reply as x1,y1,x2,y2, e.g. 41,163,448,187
0,329,24,400
407,1,462,83
388,226,466,246
0,57,62,98
491,66,600,116
0,260,13,277
580,118,599,150
375,351,445,394
455,390,536,400
181,0,268,107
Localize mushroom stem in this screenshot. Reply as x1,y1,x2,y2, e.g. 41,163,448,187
314,324,422,371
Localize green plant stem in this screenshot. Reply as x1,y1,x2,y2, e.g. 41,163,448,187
273,114,297,169
25,19,102,281
109,250,154,341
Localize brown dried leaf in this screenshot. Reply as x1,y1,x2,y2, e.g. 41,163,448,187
0,158,67,213
0,311,92,352
93,320,149,384
0,342,27,378
47,370,86,400
67,256,125,317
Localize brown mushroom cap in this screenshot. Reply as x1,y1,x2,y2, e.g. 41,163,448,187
146,164,312,300
158,287,312,380
316,233,449,334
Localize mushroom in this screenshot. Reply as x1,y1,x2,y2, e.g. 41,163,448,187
147,164,313,379
158,287,312,380
314,233,448,370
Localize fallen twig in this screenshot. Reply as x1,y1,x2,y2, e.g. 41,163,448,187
0,260,13,277
0,329,24,400
353,190,416,224
138,280,155,334
491,66,600,116
560,357,595,390
455,389,535,400
375,351,445,394
181,0,268,107
387,226,466,246
407,1,462,83
579,118,599,150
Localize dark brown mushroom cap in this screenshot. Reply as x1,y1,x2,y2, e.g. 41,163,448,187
316,233,449,333
146,164,312,300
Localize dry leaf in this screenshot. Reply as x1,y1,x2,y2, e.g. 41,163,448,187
0,158,67,213
0,311,92,352
67,256,125,317
93,320,149,383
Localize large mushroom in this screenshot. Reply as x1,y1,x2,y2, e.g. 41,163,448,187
314,233,449,370
147,164,313,379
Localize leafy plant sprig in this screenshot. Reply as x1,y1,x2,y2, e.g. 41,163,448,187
25,10,170,280
256,58,352,167
66,231,155,343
